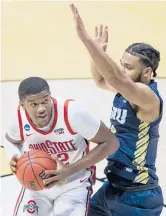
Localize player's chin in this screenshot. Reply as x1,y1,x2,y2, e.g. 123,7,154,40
37,115,49,127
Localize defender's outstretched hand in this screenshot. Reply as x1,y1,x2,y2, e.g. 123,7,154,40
70,3,89,42
94,25,109,52
70,4,108,51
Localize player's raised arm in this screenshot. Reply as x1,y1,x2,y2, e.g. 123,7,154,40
90,25,109,89
70,4,160,122
90,25,117,93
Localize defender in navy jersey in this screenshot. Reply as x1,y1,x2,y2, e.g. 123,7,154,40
108,80,163,186
71,4,164,216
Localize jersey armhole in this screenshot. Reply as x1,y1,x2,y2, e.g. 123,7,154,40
64,99,77,135
17,105,25,141
84,139,90,154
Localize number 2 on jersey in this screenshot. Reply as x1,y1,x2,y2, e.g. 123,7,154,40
57,152,69,165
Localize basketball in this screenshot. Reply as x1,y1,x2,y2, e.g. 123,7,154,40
16,150,57,191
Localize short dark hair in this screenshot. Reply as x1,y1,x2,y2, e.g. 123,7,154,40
18,77,50,101
125,43,160,77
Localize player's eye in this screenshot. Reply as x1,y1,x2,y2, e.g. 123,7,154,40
125,64,133,70
31,103,38,107
41,99,49,104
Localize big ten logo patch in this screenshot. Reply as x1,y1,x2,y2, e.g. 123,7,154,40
110,107,127,124
54,128,64,135
23,200,39,214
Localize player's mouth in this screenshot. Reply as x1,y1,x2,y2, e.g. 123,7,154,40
38,114,48,119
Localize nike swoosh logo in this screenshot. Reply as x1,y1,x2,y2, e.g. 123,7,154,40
80,178,88,183
26,133,33,136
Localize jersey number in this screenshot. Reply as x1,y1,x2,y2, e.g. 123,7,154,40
57,153,69,165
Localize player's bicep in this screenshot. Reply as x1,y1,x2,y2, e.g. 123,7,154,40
95,78,117,93
3,134,23,162
6,116,22,143
114,78,160,111
90,121,116,144
68,102,101,140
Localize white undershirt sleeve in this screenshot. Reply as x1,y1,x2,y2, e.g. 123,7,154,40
68,101,101,140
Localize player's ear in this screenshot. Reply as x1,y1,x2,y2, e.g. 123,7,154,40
19,101,25,110
142,67,152,83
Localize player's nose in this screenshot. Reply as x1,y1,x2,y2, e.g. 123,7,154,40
37,104,46,114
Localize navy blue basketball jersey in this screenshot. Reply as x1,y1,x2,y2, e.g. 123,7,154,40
106,81,163,185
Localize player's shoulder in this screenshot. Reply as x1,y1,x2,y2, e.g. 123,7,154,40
148,80,162,97
51,96,77,108
7,104,20,124
6,104,21,140
51,96,89,117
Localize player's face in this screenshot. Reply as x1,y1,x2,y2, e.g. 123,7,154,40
120,52,146,82
21,90,52,128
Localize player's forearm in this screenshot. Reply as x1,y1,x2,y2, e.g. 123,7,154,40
83,37,124,87
68,137,119,174
91,61,105,83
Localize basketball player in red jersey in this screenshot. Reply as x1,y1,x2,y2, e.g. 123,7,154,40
4,76,119,216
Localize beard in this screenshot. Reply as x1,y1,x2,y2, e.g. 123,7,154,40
136,73,142,82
